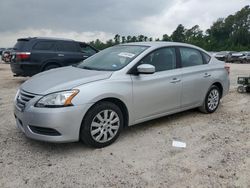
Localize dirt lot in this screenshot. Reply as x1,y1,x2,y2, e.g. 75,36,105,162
0,63,249,188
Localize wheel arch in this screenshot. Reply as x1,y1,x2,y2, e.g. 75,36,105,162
82,97,129,129
41,61,62,71
212,82,223,97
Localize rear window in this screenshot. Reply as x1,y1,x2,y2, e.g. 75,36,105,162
33,41,55,50
14,41,28,50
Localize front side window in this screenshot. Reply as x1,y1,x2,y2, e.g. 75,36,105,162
180,47,203,67
140,47,176,72
77,45,148,71
79,43,96,55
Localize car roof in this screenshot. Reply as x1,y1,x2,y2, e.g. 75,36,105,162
17,37,74,42
119,41,208,54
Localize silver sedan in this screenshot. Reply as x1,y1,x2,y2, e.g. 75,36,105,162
14,42,230,147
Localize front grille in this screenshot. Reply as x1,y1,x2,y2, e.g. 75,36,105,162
16,90,36,111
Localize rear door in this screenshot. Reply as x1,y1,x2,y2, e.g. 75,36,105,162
179,47,212,108
30,40,57,65
55,41,83,66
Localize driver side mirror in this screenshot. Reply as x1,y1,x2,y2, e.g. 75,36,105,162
137,64,155,74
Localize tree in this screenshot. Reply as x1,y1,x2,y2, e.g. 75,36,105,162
137,35,145,42
131,36,137,42
185,25,204,47
162,34,171,41
121,36,126,43
114,34,120,44
171,24,186,42
126,35,132,43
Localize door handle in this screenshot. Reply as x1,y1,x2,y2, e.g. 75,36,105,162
58,54,64,57
203,73,211,78
170,78,181,83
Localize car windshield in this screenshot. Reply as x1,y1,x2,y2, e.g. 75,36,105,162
77,45,148,71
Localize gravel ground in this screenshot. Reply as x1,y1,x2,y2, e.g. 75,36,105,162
0,63,249,188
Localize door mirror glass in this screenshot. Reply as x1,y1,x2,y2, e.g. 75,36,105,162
137,64,155,74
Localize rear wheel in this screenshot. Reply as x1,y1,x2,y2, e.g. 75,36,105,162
242,59,247,64
43,64,60,71
237,86,245,93
80,101,123,148
199,85,221,113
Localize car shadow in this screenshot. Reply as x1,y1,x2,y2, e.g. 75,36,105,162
122,109,199,135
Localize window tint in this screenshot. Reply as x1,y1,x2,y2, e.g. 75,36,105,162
33,41,55,50
79,43,96,55
14,41,28,50
180,47,203,67
56,42,78,52
140,47,176,72
202,52,211,64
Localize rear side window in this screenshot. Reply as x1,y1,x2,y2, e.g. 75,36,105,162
33,41,55,50
202,52,211,64
180,47,204,67
56,42,79,52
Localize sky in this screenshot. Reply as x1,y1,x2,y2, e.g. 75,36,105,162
0,0,249,47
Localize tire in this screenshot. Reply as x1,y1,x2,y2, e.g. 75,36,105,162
237,86,245,93
43,64,60,71
80,101,123,148
199,85,221,113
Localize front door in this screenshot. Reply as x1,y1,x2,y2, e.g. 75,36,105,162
131,47,182,122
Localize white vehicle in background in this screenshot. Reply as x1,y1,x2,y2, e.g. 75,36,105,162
239,52,250,63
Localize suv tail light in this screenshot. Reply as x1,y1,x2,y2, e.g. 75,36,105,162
16,52,31,61
224,64,230,74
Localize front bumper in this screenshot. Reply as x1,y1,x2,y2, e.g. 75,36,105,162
14,102,92,143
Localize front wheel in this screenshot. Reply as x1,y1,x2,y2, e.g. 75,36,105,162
199,85,221,113
80,101,123,148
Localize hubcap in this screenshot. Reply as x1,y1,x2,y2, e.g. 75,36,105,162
207,89,219,111
90,110,120,143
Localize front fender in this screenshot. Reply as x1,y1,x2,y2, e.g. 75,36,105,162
72,78,134,125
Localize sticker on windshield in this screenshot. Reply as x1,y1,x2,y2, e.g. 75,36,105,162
118,52,135,58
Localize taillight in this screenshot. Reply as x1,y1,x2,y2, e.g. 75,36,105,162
16,52,30,60
224,63,230,74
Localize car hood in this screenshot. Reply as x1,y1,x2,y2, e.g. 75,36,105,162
21,66,113,95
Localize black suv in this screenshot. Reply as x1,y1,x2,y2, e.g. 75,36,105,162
10,37,98,76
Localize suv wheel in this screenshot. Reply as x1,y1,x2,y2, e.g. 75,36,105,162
199,85,221,113
80,101,123,148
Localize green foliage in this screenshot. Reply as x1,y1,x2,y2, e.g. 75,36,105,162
171,24,186,42
89,6,250,51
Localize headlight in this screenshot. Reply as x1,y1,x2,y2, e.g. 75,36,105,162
35,89,79,108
